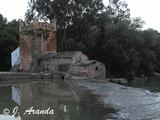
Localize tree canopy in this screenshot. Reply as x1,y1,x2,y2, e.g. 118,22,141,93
1,0,160,78
0,14,18,71
25,0,160,78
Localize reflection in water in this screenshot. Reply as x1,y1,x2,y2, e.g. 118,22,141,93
0,86,21,120
20,81,81,120
12,86,21,105
0,80,114,120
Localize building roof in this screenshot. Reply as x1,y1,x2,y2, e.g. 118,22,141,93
55,51,82,59
39,52,57,61
39,51,83,61
75,60,97,66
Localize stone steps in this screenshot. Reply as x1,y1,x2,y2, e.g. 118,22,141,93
0,72,40,80
0,72,64,81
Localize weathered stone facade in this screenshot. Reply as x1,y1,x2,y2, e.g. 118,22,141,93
19,20,56,72
38,51,106,80
70,60,106,79
38,51,88,73
16,20,106,80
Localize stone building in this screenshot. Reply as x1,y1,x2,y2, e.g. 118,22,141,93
38,51,106,80
70,60,106,79
19,20,56,72
11,20,106,80
38,51,88,73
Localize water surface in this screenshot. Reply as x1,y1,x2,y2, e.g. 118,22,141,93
2,79,160,120
0,79,115,120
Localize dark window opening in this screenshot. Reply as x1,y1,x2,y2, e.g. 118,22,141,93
58,64,70,72
95,67,99,71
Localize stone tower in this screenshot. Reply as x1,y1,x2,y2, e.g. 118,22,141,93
19,20,56,72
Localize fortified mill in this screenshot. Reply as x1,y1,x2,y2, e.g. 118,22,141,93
11,20,106,80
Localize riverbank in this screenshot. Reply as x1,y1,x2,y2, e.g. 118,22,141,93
74,79,160,120
108,73,160,87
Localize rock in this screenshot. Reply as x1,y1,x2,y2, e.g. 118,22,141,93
110,78,128,85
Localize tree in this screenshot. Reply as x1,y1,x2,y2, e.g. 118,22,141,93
26,0,104,51
0,14,18,71
106,0,131,24
25,0,160,78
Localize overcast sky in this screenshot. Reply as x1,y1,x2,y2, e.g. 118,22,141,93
0,0,160,32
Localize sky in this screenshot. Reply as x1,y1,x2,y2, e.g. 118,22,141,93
0,0,160,32
0,0,28,21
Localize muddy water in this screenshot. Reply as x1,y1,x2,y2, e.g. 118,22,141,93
0,80,116,120
78,80,160,120
1,79,160,120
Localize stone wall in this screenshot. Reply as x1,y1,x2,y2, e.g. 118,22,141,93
88,62,106,79
38,51,106,80
18,20,106,79
70,60,106,79
19,20,57,72
38,51,88,74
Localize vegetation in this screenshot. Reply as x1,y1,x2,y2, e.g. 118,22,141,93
26,0,160,78
0,14,18,71
1,0,160,79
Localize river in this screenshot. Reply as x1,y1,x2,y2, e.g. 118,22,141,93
0,79,160,120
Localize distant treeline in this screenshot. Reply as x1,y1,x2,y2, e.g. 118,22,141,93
1,0,160,78
0,14,18,71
